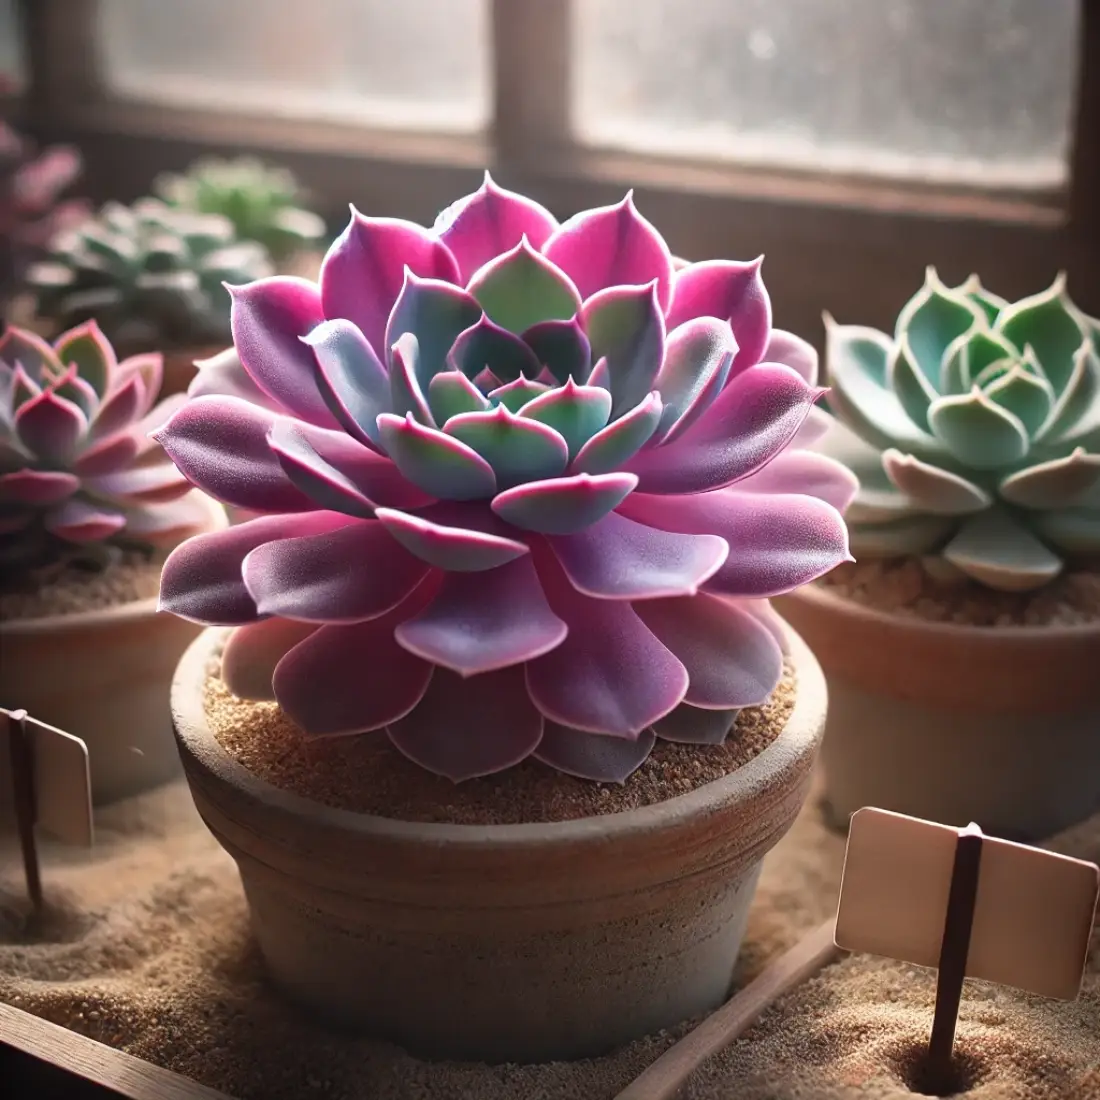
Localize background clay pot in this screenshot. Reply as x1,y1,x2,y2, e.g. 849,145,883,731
161,344,225,397
0,491,227,805
777,584,1100,841
170,625,826,1063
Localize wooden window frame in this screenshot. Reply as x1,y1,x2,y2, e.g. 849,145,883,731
11,0,1100,345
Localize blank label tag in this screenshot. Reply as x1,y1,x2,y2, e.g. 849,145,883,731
0,708,94,847
835,807,1098,1001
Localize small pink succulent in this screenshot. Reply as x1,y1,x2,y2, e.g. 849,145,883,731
156,175,855,782
0,322,206,570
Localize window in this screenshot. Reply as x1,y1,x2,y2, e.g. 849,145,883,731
11,0,1100,344
574,0,1080,191
0,0,24,84
99,0,490,132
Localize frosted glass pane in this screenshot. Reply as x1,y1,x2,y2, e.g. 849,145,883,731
574,0,1080,189
0,0,23,85
99,0,489,132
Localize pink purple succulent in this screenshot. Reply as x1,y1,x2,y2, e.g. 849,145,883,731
0,322,208,570
155,174,855,782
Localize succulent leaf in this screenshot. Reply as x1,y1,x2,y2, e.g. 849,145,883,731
468,237,580,334
384,272,482,385
888,335,938,431
443,403,569,490
388,666,545,782
374,505,528,572
487,374,550,412
825,321,944,457
303,319,391,447
542,192,674,314
427,369,490,423
665,258,771,374
894,267,983,382
882,449,991,515
982,363,1054,437
652,317,736,442
242,519,429,622
581,282,666,417
634,592,783,709
376,412,497,501
1036,342,1100,446
433,172,559,285
491,471,637,535
395,556,566,677
995,274,1087,390
449,315,541,383
927,388,1029,470
570,390,662,475
520,317,592,384
624,364,820,494
1030,507,1100,552
534,723,656,783
320,210,459,357
942,509,1063,591
999,449,1100,510
518,378,612,459
388,334,436,427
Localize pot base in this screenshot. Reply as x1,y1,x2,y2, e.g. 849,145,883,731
240,861,762,1062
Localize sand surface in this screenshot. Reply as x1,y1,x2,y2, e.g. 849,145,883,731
1,776,1097,1100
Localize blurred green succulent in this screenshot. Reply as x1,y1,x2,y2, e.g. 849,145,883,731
818,268,1100,592
25,197,274,353
154,156,326,263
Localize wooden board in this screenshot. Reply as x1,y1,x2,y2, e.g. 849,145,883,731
0,1001,236,1099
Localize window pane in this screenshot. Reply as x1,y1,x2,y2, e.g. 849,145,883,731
99,0,490,132
0,0,24,86
573,0,1080,189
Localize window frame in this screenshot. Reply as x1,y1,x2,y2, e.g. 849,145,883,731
11,0,1100,345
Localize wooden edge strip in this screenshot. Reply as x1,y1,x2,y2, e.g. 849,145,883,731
0,1002,235,1100
614,918,843,1100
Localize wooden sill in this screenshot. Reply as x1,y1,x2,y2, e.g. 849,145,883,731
41,99,1065,230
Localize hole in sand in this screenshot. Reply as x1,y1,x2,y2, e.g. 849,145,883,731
892,1038,989,1097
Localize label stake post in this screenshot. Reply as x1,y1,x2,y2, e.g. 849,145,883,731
5,709,43,910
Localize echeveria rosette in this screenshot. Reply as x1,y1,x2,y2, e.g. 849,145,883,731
155,174,854,784
154,156,327,264
0,322,208,571
818,267,1100,592
26,197,274,354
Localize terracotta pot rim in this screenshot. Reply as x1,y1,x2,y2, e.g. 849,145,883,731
787,579,1100,642
0,492,226,637
171,622,826,851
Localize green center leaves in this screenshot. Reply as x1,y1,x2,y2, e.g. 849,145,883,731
927,388,1029,470
894,267,984,383
468,238,581,335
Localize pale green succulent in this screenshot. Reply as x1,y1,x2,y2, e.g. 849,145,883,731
817,268,1100,592
25,197,274,353
155,156,326,263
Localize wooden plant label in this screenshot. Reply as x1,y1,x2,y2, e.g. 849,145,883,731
1,708,94,908
835,807,1099,1089
0,708,94,848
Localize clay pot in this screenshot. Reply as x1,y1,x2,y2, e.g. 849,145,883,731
161,344,226,397
776,584,1100,841
0,492,227,805
170,624,826,1063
